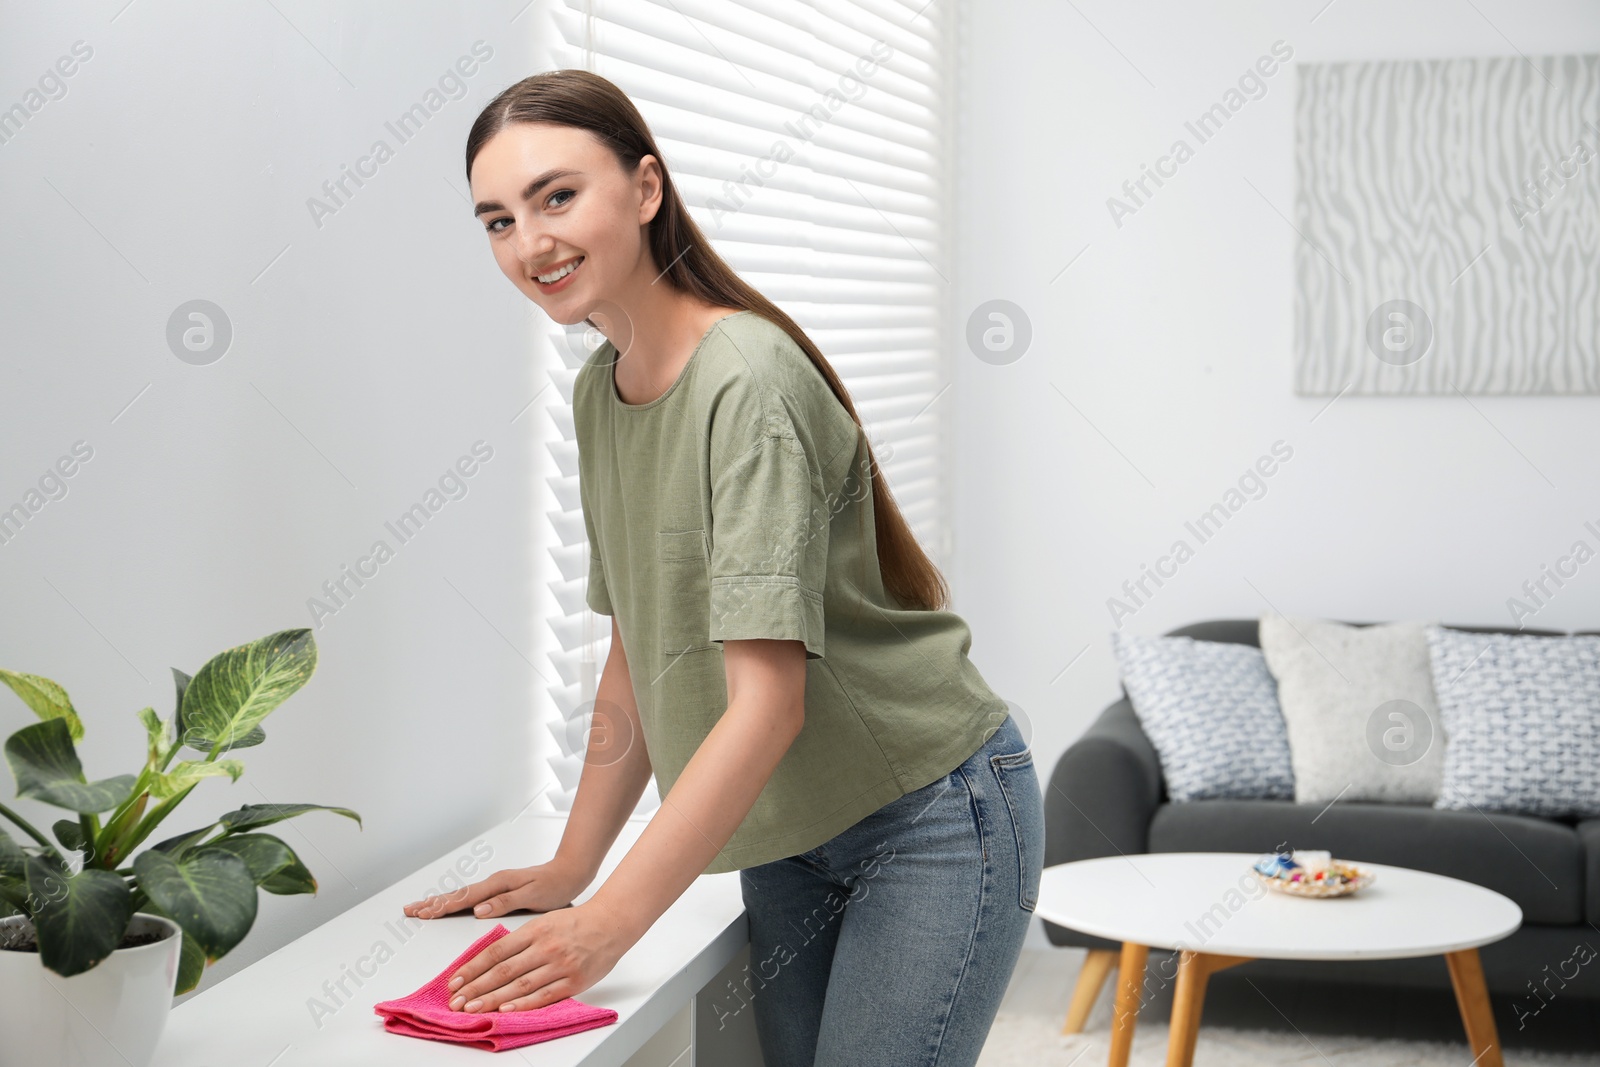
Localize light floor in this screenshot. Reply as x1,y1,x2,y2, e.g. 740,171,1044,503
979,947,1600,1066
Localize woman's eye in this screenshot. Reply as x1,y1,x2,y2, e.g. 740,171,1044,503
484,189,573,233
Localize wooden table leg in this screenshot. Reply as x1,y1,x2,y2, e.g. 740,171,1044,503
1165,952,1252,1067
1108,941,1148,1067
1445,948,1504,1067
1064,947,1119,1034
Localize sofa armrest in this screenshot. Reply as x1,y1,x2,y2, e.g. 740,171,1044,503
1043,695,1164,867
1578,819,1600,928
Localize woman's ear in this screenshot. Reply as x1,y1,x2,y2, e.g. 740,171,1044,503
636,154,664,224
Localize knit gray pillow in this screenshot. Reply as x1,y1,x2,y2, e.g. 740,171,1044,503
1257,614,1445,806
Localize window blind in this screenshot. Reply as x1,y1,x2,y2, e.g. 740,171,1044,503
536,0,957,817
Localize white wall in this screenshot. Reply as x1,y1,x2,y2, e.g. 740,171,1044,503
0,3,551,998
952,0,1600,950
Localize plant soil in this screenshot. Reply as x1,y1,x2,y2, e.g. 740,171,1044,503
1,928,170,953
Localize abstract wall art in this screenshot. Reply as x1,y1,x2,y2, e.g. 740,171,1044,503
1294,53,1599,395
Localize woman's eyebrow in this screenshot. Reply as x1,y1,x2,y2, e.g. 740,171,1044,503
473,167,582,217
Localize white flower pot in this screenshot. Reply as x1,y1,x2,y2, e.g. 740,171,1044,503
0,912,182,1067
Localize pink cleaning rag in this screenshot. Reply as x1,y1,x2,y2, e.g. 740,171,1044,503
373,923,618,1051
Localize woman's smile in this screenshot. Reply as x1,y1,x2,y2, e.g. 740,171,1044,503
535,254,585,293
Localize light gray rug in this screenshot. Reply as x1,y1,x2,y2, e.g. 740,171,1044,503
978,1010,1600,1067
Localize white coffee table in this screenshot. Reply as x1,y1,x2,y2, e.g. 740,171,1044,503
1039,852,1522,1067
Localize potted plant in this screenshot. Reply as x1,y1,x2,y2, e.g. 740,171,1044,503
0,628,360,1067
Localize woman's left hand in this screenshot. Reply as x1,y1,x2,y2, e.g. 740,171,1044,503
447,901,632,1013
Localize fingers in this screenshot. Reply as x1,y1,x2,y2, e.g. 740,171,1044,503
469,883,539,918
449,945,559,1013
403,886,477,918
403,868,524,919
402,887,471,918
492,976,575,1014
447,923,528,995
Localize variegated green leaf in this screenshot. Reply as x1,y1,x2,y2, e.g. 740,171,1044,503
1,871,30,915
173,912,205,992
4,719,137,814
0,831,25,880
148,759,245,800
179,630,316,751
150,824,219,859
174,667,266,753
196,833,296,884
198,833,316,895
0,669,84,741
260,856,317,896
138,896,206,993
171,667,190,718
216,802,361,833
25,855,133,977
137,706,171,765
184,725,266,753
132,848,256,960
52,819,86,851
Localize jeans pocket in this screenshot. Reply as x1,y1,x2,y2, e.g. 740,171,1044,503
988,749,1042,912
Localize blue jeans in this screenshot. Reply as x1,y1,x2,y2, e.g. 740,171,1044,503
736,712,1044,1067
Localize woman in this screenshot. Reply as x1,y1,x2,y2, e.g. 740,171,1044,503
402,69,1043,1067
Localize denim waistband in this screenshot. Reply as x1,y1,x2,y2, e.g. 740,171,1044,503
972,710,1028,763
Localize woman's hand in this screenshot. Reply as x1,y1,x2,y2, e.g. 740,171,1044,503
401,859,591,920
446,900,632,1013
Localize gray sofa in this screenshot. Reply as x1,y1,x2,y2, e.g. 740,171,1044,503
1043,618,1600,1001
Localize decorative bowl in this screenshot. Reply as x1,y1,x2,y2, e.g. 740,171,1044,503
1250,852,1375,898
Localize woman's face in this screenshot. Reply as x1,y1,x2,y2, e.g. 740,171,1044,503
469,122,659,326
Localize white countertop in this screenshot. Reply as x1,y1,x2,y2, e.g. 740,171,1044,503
154,811,749,1066
1037,852,1523,960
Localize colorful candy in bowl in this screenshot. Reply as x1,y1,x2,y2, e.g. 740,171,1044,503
1250,849,1375,898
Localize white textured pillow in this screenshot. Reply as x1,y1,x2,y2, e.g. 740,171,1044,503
1257,614,1445,805
1428,627,1600,818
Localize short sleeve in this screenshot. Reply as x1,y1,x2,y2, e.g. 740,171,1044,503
579,470,613,617
586,550,613,616
707,411,828,659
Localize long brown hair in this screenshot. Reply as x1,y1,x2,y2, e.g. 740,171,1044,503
466,69,949,612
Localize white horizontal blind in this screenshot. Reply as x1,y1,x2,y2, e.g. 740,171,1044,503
537,0,956,816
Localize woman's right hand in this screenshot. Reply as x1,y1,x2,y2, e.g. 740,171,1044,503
401,859,592,920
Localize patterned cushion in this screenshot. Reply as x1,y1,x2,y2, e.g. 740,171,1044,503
1111,632,1295,802
1427,626,1600,818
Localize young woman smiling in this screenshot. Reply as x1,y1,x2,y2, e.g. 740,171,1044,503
401,69,1042,1067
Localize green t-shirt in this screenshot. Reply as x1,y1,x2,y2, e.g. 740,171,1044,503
574,309,1009,874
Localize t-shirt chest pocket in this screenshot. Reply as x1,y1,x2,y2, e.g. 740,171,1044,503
656,528,713,655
